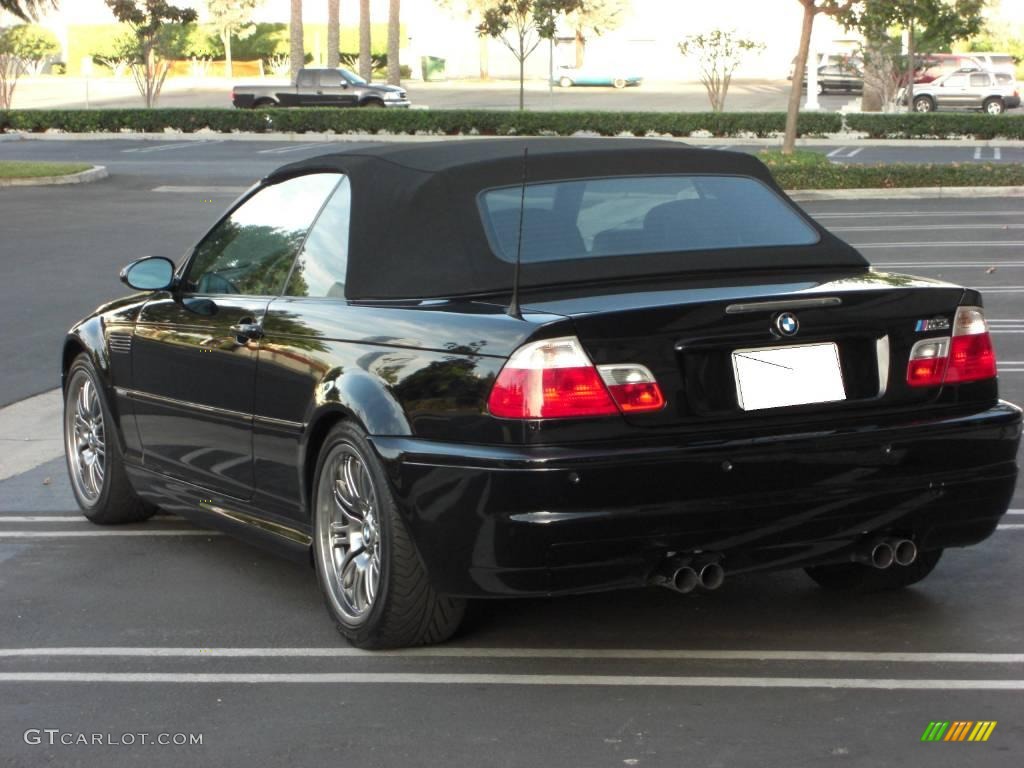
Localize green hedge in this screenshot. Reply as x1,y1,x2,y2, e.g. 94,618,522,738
0,108,842,138
761,150,1024,188
846,112,1024,140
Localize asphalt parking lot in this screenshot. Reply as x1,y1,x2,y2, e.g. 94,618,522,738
0,142,1022,767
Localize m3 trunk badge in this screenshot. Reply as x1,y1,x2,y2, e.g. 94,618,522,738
775,312,800,337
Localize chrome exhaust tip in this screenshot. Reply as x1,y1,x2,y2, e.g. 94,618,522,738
672,566,699,594
698,561,725,591
893,538,917,567
870,541,895,570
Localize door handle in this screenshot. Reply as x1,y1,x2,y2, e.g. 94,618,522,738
230,321,263,341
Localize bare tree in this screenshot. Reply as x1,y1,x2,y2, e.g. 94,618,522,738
289,0,303,81
327,0,339,68
387,0,400,84
359,0,371,80
564,0,628,68
679,29,763,113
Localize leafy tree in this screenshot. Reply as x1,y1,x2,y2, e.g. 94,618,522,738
0,0,55,21
476,0,582,110
783,0,855,154
436,0,494,78
205,0,261,79
564,0,628,68
358,0,371,79
387,0,400,84
840,1,987,110
0,24,58,108
679,29,763,113
289,0,303,81
104,1,198,107
327,0,339,68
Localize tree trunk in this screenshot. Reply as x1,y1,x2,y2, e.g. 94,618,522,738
861,37,885,112
575,30,584,68
387,0,400,85
783,2,815,155
518,40,525,110
479,36,489,79
223,31,233,79
905,17,915,110
327,0,340,69
359,0,372,81
290,0,304,83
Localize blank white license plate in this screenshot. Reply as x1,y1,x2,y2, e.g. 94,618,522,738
732,342,847,411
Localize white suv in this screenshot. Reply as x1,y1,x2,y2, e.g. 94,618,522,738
908,69,1021,114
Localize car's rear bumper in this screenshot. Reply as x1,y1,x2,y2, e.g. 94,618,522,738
372,401,1022,598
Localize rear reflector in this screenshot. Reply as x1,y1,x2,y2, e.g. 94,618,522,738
487,337,665,419
906,306,997,388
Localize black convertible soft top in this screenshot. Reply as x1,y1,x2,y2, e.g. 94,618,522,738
266,139,867,300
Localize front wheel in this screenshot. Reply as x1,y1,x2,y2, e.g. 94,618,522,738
613,78,627,89
816,82,825,96
559,77,573,88
805,548,943,593
63,354,155,524
913,96,934,113
312,422,465,648
984,97,1005,115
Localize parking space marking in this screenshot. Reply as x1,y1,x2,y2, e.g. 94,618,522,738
256,143,324,155
832,224,1024,233
151,185,248,194
1,672,1022,689
122,142,220,154
876,260,1024,267
973,147,1003,161
0,516,189,523
813,211,1024,219
999,524,1024,530
2,647,1022,662
859,244,1024,251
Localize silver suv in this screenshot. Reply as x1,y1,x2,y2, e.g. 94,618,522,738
908,69,1021,114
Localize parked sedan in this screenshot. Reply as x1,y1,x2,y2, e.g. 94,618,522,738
63,140,1021,648
554,65,642,88
804,64,864,95
908,68,1021,113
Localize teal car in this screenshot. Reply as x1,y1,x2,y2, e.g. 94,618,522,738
554,65,643,89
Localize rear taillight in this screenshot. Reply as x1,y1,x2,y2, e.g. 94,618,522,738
906,306,996,388
487,336,665,419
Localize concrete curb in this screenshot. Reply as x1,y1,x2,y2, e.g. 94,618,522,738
3,131,1024,148
0,164,107,187
787,185,1024,201
0,389,62,482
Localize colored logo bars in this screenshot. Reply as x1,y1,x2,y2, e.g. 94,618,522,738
921,721,997,742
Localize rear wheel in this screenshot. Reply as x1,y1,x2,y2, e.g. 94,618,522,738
983,97,1005,115
63,354,155,524
805,549,943,593
613,78,627,89
913,95,935,113
312,422,465,648
816,82,825,95
559,76,573,88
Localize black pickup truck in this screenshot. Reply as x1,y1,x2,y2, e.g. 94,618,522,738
231,67,411,109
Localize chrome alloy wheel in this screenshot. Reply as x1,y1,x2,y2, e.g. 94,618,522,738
64,372,106,504
316,444,383,622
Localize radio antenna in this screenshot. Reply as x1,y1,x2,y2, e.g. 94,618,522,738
507,146,528,320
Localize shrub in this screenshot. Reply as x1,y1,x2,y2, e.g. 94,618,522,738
845,112,1024,140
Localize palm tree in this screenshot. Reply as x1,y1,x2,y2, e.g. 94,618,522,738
327,0,340,68
0,0,54,21
358,0,371,81
386,0,400,85
289,0,304,82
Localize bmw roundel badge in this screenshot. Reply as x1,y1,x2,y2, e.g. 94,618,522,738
775,312,799,337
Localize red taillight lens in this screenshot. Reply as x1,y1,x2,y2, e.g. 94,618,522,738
906,306,997,387
487,337,665,419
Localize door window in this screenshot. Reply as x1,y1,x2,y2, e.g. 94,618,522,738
297,70,316,87
285,177,351,298
969,73,989,87
185,173,342,296
318,70,344,87
943,74,967,87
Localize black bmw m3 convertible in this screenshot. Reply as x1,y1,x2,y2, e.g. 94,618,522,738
62,139,1022,648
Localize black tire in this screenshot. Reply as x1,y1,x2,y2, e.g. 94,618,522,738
983,97,1005,115
913,95,934,113
253,99,275,109
63,354,156,525
311,421,465,648
360,99,385,108
805,548,943,593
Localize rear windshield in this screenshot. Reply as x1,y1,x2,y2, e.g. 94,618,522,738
479,175,819,264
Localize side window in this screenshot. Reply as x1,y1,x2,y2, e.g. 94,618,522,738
944,74,967,87
319,70,343,87
185,173,342,296
970,73,989,87
286,177,351,298
297,70,316,87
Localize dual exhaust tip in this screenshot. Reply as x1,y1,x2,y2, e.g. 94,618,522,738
866,537,917,569
653,556,724,594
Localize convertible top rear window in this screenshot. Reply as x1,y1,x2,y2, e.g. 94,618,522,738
480,175,819,264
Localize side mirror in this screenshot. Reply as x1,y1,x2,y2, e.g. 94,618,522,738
120,257,175,291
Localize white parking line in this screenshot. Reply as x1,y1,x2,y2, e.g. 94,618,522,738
998,524,1024,530
0,672,1021,689
875,260,1024,266
0,516,189,523
832,224,1024,232
256,143,323,155
858,244,1024,250
813,211,1024,219
1,646,1021,662
151,185,248,194
122,142,220,154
